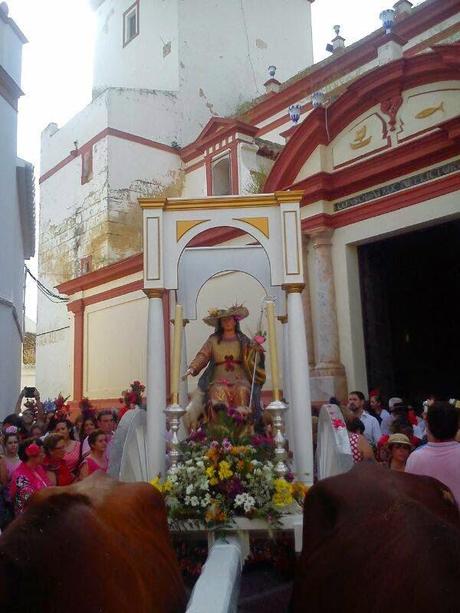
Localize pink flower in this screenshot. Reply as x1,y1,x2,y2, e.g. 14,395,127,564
253,335,266,345
332,418,346,430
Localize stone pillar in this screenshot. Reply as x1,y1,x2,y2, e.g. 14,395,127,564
278,315,294,452
310,228,347,401
283,283,314,484
144,288,167,479
301,235,315,368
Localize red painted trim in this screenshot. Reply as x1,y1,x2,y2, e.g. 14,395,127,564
244,0,460,127
301,171,460,234
205,156,212,196
230,141,239,195
83,280,144,307
264,50,460,192
39,128,179,184
68,299,84,401
405,22,460,57
332,171,460,228
292,120,460,205
181,118,258,163
57,253,143,295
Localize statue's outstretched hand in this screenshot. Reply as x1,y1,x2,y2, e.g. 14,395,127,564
182,368,194,380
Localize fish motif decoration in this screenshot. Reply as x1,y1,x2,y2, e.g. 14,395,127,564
415,101,445,119
350,125,372,150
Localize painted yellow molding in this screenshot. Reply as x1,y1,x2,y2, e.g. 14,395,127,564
143,288,165,299
176,219,209,241
235,216,270,238
139,191,304,211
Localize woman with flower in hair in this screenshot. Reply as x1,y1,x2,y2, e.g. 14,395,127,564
9,438,50,515
184,305,265,425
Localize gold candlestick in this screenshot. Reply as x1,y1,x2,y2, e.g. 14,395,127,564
170,304,183,404
266,299,281,401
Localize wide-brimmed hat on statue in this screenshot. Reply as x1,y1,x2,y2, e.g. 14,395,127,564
203,304,249,327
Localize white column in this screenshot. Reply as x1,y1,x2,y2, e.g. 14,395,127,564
279,315,294,455
145,289,167,478
285,284,314,484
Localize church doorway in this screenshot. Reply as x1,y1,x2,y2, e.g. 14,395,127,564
358,219,460,404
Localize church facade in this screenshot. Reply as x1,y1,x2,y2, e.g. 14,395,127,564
37,0,460,407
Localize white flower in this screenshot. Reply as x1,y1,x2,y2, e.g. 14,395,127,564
196,460,204,468
234,493,255,512
190,496,199,507
186,484,194,495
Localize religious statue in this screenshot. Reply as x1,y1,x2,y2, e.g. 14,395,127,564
184,305,265,425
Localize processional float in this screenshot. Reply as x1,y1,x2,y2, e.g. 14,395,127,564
110,193,315,593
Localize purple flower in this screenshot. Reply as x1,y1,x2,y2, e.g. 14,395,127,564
210,440,219,449
188,428,207,443
222,438,233,452
250,434,274,447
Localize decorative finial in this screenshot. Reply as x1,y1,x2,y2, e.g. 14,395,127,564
311,91,326,109
288,104,302,124
380,9,396,34
333,25,340,36
268,65,277,78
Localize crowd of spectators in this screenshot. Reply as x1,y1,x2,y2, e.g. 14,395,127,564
0,388,123,530
331,390,460,504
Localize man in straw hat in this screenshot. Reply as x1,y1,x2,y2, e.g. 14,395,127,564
184,305,265,424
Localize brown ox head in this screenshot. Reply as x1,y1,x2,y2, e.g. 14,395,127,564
0,473,186,613
292,463,460,613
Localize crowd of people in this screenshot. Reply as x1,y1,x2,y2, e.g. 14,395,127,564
325,390,460,505
0,389,123,530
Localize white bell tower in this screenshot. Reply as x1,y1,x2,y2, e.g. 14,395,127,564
91,0,314,143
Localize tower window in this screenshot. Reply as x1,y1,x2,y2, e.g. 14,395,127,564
123,1,139,47
81,147,93,185
211,155,232,196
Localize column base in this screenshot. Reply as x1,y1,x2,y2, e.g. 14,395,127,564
309,371,347,404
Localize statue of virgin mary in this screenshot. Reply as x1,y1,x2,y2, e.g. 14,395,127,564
185,305,265,424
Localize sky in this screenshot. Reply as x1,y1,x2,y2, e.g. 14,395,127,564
6,0,422,321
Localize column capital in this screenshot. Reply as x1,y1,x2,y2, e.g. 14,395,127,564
282,283,305,294
310,226,334,247
277,315,288,324
67,298,85,315
143,288,165,299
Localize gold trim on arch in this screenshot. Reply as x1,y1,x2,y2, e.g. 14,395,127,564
235,216,270,238
176,219,209,242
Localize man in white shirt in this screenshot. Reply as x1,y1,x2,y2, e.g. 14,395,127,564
348,391,381,446
380,397,403,435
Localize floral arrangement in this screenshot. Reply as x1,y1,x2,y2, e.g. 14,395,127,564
120,380,145,408
152,411,308,529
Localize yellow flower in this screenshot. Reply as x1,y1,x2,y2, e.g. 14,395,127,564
218,460,233,480
206,465,218,486
150,477,163,492
272,478,294,507
163,479,174,493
